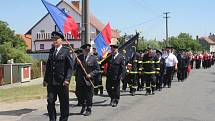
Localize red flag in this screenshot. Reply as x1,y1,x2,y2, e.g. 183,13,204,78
42,0,79,39
101,23,112,45
64,16,79,39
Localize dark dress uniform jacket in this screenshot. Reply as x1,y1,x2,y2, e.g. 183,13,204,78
44,47,73,85
107,53,126,81
74,54,99,86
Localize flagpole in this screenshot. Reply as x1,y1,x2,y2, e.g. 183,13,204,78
64,37,95,88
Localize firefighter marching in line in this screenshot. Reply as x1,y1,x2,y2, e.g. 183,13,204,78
74,44,99,116
106,39,126,107
142,47,159,95
202,52,208,69
125,63,135,95
137,50,144,91
137,49,147,91
195,52,202,69
122,49,129,92
155,50,165,91
92,46,104,95
127,46,140,96
74,49,83,106
176,49,188,82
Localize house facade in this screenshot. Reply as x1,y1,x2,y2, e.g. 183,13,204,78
26,0,120,52
199,34,215,52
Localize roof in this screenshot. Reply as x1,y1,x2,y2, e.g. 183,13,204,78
200,36,215,45
26,0,120,38
18,34,32,50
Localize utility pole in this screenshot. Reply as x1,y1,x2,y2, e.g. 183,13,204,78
81,0,90,45
163,12,170,46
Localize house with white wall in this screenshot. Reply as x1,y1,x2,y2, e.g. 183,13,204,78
26,0,120,52
199,33,215,52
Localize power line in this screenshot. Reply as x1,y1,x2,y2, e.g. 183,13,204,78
120,15,162,31
132,0,161,14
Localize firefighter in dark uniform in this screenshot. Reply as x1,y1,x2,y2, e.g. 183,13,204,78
177,49,187,82
122,49,129,91
155,50,164,91
74,49,83,106
124,63,132,91
184,51,190,79
142,47,158,95
138,49,147,91
137,50,144,91
195,53,202,69
92,47,103,95
106,40,126,107
43,31,73,121
74,44,99,116
128,47,140,96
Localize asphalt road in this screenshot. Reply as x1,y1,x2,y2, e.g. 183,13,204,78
18,66,215,121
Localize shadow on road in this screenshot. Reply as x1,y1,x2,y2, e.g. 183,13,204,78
93,99,110,107
43,112,82,116
120,93,144,96
0,108,37,116
96,94,109,97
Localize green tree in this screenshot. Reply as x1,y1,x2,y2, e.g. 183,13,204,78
146,39,162,49
0,20,33,64
0,20,26,49
0,42,33,63
168,33,202,52
137,36,148,50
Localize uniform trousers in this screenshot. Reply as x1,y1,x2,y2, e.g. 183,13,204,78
47,85,69,121
106,78,120,101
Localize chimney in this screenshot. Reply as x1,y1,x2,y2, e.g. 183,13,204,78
72,0,80,10
196,35,199,40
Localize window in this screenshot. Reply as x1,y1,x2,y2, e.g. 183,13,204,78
40,44,44,49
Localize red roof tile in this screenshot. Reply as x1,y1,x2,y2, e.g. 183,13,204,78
19,34,32,50
200,36,215,45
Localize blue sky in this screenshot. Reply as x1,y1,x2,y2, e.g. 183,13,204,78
0,0,214,40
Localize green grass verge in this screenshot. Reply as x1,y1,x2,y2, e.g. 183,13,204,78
0,76,106,103
0,80,76,103
0,84,47,102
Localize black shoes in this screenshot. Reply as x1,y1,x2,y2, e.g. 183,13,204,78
131,91,135,96
81,106,92,116
84,110,92,116
110,99,114,106
110,99,118,107
80,106,86,114
112,102,117,107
